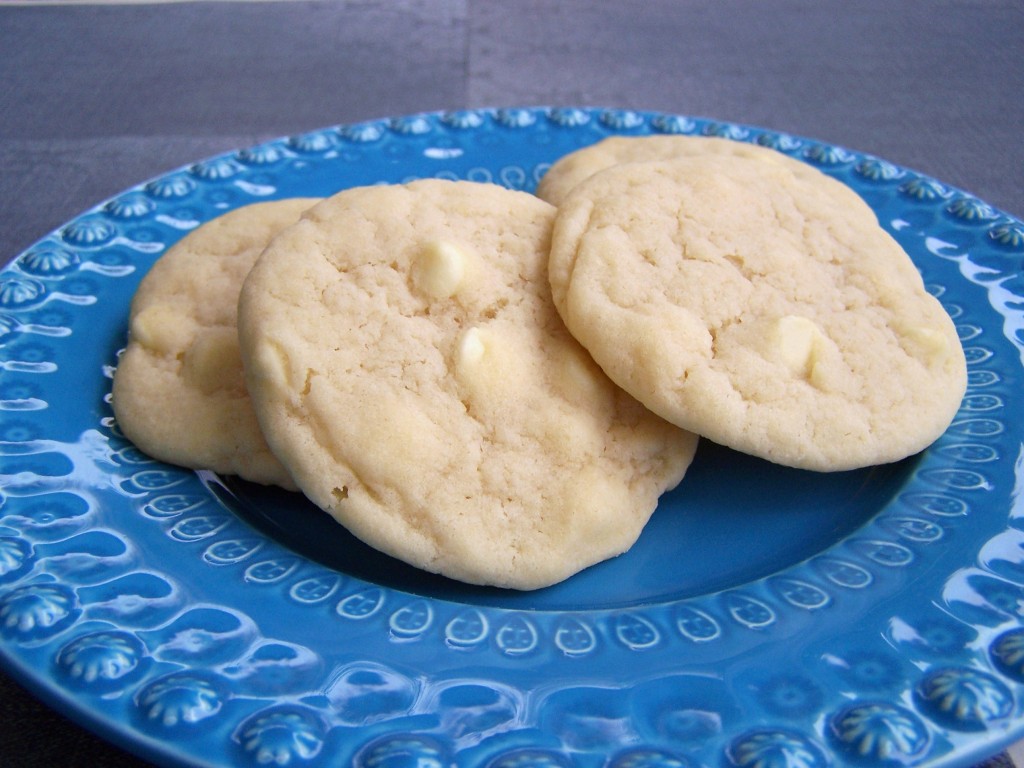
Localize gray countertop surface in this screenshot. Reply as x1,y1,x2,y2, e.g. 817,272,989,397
1,1,1022,765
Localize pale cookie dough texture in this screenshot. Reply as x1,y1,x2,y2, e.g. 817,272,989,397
548,155,967,471
238,179,698,589
536,134,811,205
112,198,319,489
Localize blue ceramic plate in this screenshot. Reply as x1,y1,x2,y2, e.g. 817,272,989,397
1,108,1023,768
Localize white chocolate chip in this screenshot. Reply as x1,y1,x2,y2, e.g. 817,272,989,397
773,315,826,378
130,305,187,356
182,327,244,395
455,326,487,370
554,346,609,410
902,325,950,366
412,240,467,299
453,325,521,402
253,339,293,394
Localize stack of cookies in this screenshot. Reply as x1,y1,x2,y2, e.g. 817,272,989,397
111,136,967,590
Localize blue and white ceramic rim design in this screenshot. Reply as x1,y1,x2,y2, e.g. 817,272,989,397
1,108,1023,768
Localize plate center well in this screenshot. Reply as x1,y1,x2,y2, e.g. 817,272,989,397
219,440,912,612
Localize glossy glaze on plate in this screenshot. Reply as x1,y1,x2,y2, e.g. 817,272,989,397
1,108,1023,768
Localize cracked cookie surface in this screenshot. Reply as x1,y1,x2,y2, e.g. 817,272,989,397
237,179,697,589
111,198,318,488
547,155,966,471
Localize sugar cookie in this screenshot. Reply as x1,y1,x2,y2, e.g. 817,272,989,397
238,180,697,588
547,155,966,471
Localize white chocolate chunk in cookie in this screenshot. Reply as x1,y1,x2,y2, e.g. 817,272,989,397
553,345,612,411
252,339,295,396
130,304,190,357
455,326,488,372
453,325,518,406
412,240,469,299
182,326,245,396
900,324,952,367
773,315,826,379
